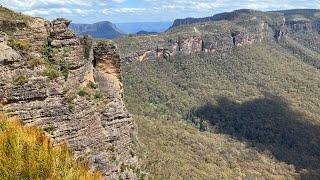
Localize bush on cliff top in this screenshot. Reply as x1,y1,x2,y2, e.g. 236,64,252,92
0,113,103,180
13,76,29,85
7,39,31,52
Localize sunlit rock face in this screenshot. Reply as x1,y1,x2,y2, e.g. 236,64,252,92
120,10,287,62
0,14,138,180
120,9,320,62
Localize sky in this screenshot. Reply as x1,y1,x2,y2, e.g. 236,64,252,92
1,0,320,23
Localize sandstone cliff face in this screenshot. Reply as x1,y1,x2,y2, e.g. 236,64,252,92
0,16,138,179
286,20,320,33
122,16,280,62
121,10,320,62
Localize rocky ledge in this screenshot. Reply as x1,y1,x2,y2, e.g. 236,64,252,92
0,16,139,179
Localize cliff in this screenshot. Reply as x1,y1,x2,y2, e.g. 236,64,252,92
170,9,264,28
119,10,284,62
0,7,138,179
119,9,320,62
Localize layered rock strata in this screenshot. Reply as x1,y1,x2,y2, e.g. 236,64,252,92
122,9,320,62
0,16,138,179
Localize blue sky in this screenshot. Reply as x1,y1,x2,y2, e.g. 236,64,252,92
1,0,320,23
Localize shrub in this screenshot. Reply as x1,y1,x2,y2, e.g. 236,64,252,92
87,81,97,89
41,40,52,63
28,57,42,68
43,125,56,135
61,69,69,79
110,156,117,163
0,113,103,179
42,68,60,80
77,89,89,97
80,35,93,60
107,146,116,152
7,39,31,52
94,92,102,99
64,91,76,104
13,76,28,85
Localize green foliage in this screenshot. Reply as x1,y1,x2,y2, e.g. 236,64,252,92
61,69,69,79
43,125,56,135
77,89,89,97
28,57,42,68
87,81,97,89
63,90,76,104
7,39,31,52
107,146,116,152
41,40,53,63
134,116,298,179
121,42,320,178
94,92,102,99
120,163,128,173
280,36,320,68
42,68,60,80
79,35,93,60
110,156,117,162
0,113,103,180
13,76,28,85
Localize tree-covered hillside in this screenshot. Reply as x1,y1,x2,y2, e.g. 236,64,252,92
121,42,320,178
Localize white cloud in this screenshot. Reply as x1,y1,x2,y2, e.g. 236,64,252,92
103,7,149,14
24,7,73,16
73,9,95,16
2,0,124,10
2,0,320,23
144,0,320,11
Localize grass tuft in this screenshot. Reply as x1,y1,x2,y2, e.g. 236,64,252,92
7,39,31,52
13,76,28,85
0,113,103,179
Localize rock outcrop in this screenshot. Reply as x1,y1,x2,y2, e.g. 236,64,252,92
275,9,320,34
286,20,320,33
0,14,138,179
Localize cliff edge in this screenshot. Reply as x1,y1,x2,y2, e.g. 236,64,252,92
0,7,139,179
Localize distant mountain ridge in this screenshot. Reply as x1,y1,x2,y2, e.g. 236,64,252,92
70,21,173,39
69,21,124,39
136,30,157,35
170,9,320,29
170,9,261,28
116,22,172,34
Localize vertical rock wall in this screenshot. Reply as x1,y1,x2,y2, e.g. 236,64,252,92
0,17,138,179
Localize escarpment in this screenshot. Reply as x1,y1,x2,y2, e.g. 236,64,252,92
0,9,138,179
120,9,320,62
120,10,284,62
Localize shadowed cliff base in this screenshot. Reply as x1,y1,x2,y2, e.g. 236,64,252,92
189,95,320,178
